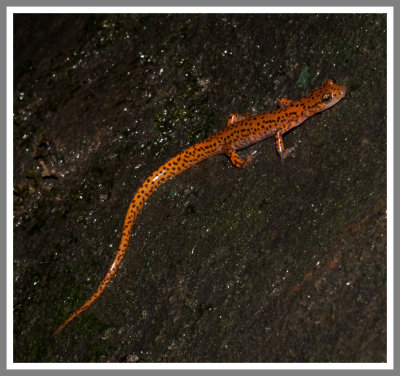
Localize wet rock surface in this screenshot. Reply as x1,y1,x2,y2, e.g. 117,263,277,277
13,13,386,362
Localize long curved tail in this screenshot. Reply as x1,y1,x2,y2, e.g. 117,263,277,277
53,141,220,335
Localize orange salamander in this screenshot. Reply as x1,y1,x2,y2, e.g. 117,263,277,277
53,78,346,335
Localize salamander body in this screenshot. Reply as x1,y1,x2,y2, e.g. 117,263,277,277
53,78,346,335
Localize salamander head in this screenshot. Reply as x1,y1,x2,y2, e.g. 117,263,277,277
301,78,347,115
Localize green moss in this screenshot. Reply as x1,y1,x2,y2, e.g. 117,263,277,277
296,66,310,88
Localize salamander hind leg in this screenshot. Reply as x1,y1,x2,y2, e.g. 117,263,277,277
223,145,255,169
274,132,296,162
277,97,293,108
226,112,250,127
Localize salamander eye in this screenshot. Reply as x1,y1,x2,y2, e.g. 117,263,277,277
322,93,332,102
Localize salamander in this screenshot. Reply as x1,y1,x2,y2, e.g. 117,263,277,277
53,78,346,335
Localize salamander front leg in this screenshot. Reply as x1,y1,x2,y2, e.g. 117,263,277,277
223,145,255,169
